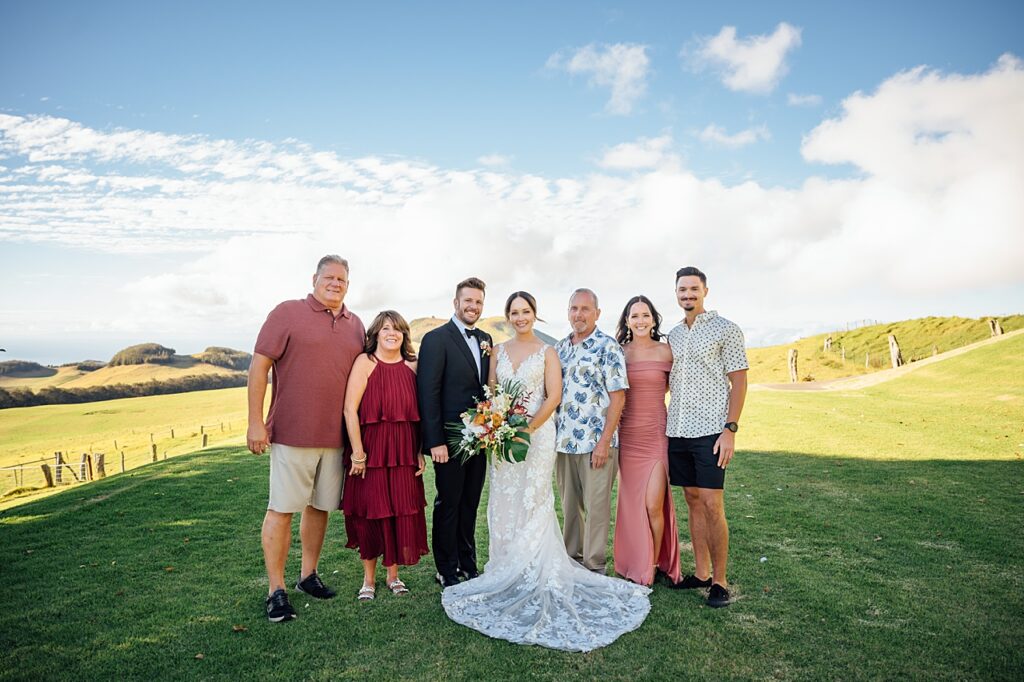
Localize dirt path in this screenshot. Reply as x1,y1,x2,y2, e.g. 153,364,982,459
752,328,1023,392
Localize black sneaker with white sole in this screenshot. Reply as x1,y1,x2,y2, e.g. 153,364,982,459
706,583,731,608
296,571,336,599
266,589,297,622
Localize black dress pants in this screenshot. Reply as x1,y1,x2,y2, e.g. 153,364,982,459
432,452,486,578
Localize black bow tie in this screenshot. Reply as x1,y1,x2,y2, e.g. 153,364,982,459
465,328,480,340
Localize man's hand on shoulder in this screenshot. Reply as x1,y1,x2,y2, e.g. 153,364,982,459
247,422,270,455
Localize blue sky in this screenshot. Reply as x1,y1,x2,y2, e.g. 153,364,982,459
2,1,1023,363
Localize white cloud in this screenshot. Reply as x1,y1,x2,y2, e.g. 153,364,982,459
787,93,822,107
477,154,512,167
597,134,676,170
689,22,802,94
1,55,1022,355
697,124,771,149
547,43,650,115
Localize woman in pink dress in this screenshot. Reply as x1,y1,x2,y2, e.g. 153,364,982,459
342,311,429,601
613,295,682,586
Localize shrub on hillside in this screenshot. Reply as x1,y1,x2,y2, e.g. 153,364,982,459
75,360,106,372
108,343,177,366
0,373,247,409
193,346,252,371
0,360,48,375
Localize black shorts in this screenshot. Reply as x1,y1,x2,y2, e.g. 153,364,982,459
668,434,725,489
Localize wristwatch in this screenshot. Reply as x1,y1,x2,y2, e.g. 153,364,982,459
723,422,739,433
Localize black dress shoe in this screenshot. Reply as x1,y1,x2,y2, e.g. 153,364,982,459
706,583,731,608
457,568,480,581
435,572,460,588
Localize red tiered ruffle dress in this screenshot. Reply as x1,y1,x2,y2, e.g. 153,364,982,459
342,359,429,565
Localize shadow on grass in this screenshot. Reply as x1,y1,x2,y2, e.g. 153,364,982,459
1,446,1021,681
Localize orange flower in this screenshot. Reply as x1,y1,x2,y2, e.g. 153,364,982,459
491,413,503,427
473,413,488,426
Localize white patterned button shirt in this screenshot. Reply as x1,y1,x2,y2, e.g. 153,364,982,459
555,328,629,454
666,311,749,438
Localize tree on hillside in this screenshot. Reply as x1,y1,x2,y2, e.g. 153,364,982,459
108,343,177,366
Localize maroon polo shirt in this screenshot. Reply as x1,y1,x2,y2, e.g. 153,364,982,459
254,294,365,448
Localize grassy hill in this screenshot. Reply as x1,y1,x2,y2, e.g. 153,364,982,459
747,314,1023,383
0,347,249,392
0,334,1020,679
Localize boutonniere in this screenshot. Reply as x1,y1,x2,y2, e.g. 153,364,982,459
479,339,491,357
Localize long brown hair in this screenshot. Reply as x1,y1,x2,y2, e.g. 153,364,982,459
364,310,417,362
616,295,664,344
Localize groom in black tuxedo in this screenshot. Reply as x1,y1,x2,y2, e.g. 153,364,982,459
417,277,492,588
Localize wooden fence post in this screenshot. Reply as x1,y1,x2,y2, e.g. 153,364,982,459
96,453,106,479
113,439,118,450
170,428,175,439
151,443,158,462
788,349,799,383
55,452,64,484
41,463,54,488
79,453,89,481
121,451,126,472
200,425,205,435
202,434,209,448
865,352,870,368
888,334,904,369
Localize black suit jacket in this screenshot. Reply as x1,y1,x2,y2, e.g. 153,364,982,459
417,320,492,451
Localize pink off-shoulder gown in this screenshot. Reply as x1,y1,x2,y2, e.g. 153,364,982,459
614,359,682,585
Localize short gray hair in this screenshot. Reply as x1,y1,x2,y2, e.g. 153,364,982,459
316,254,349,274
569,288,598,308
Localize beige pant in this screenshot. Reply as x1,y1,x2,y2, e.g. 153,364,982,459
268,443,344,513
556,448,618,572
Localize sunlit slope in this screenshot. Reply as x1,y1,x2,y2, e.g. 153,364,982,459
0,386,249,469
746,315,1023,383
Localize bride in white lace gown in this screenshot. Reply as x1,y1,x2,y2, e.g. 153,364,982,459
441,292,650,652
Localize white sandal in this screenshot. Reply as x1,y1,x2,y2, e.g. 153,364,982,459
387,578,410,596
357,584,375,601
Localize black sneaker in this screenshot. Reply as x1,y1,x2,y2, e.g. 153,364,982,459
667,574,713,590
265,589,297,622
296,571,336,599
707,583,731,608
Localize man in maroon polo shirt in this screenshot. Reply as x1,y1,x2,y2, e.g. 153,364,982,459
247,254,365,623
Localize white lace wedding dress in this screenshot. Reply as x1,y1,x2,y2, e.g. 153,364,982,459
441,345,651,652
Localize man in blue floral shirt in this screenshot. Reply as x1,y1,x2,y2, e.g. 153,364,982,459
554,288,629,573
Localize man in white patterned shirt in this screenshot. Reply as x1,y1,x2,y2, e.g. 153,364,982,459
666,266,748,608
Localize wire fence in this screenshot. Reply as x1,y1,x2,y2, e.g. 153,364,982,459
1,419,247,499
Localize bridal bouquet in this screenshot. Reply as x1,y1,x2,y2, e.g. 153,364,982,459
447,379,532,464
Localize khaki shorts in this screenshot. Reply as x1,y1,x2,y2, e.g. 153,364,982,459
268,443,344,513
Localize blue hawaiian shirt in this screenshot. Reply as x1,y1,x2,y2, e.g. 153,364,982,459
554,327,629,454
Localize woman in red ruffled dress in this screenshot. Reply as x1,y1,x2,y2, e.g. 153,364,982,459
342,310,428,600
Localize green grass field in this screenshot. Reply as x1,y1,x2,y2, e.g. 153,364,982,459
0,336,1021,680
0,387,250,504
746,314,1024,383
